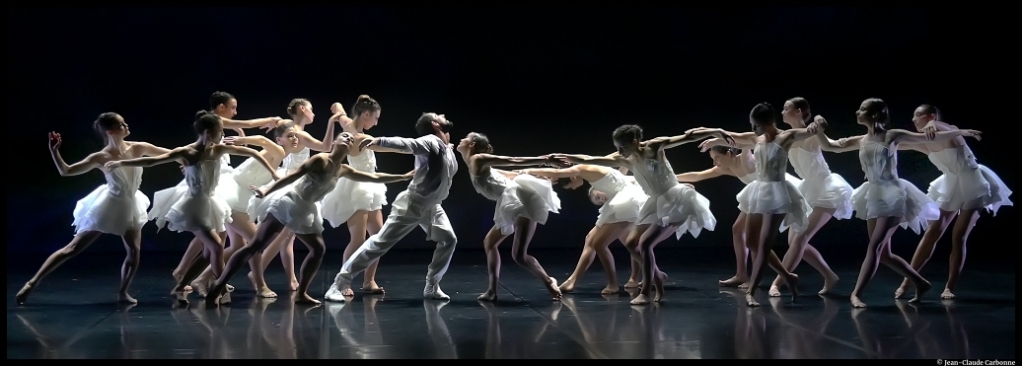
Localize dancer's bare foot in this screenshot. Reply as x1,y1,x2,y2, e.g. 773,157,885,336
175,290,190,305
545,277,562,301
737,282,751,290
118,293,138,304
653,271,666,303
820,273,839,295
341,286,355,297
190,279,209,297
601,284,620,295
295,292,321,304
172,273,193,292
558,278,576,293
624,279,640,288
362,281,385,294
850,294,866,308
288,277,299,292
786,273,800,303
477,289,497,302
909,280,931,304
16,284,33,305
745,292,760,307
940,288,955,300
768,285,782,297
894,285,908,299
719,275,747,287
630,293,650,305
247,273,277,298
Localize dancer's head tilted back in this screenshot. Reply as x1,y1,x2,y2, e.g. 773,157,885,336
856,98,890,130
782,97,812,128
456,132,493,158
416,112,453,142
209,91,238,119
611,124,643,158
749,102,778,136
94,112,129,143
287,98,315,125
708,145,740,168
194,110,224,142
351,95,382,130
330,132,355,158
911,104,942,131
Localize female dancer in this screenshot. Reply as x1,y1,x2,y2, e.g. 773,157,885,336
457,132,566,301
813,98,981,307
158,91,282,291
518,163,648,294
321,95,389,296
676,145,828,291
107,111,280,302
207,132,413,305
892,104,1011,299
554,125,721,305
17,113,171,304
761,97,850,297
185,123,305,298
688,102,816,307
248,98,341,294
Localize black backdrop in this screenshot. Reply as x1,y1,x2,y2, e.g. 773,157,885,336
6,7,1012,266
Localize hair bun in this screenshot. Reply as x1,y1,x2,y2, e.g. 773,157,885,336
357,94,371,101
195,110,210,118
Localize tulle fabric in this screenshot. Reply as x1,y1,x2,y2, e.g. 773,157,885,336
72,185,151,235
851,179,940,235
320,177,388,228
927,164,1012,214
638,184,717,240
491,174,561,235
737,174,810,235
595,184,648,227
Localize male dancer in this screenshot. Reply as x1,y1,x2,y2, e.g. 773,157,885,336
324,112,459,302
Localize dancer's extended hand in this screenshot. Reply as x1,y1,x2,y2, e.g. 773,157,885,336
104,161,124,170
250,185,268,198
960,129,982,141
48,132,62,151
259,117,284,132
543,154,571,168
358,137,377,151
812,115,829,133
921,122,938,140
698,138,725,152
223,136,239,145
402,170,416,180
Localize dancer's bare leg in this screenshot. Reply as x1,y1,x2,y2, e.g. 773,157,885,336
851,217,931,308
16,231,103,304
895,210,954,298
279,235,298,291
252,230,291,292
721,213,749,287
117,230,143,304
629,224,675,305
341,210,384,296
561,222,631,294
209,216,288,305
197,213,276,297
509,217,561,300
173,238,203,291
179,231,228,296
770,208,840,296
745,213,799,307
943,209,979,299
625,254,641,288
478,226,509,302
293,233,327,304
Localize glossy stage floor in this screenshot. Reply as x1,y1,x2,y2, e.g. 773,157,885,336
7,247,1016,359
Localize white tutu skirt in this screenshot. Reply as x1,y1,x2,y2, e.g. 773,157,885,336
852,179,940,235
492,175,561,235
320,177,388,228
595,185,648,227
72,185,151,235
162,193,233,233
149,167,235,229
927,164,1012,214
796,173,854,220
738,176,810,235
247,178,324,234
638,184,716,240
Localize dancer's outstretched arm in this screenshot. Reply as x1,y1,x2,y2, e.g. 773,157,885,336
475,154,562,169
642,128,735,151
813,117,865,154
223,135,287,161
106,147,191,169
290,119,337,153
554,153,628,169
49,136,102,177
675,167,726,183
217,144,281,180
339,165,415,183
520,165,585,180
887,128,982,145
251,156,319,198
360,135,437,156
689,127,757,146
698,137,756,151
221,117,283,131
135,142,174,157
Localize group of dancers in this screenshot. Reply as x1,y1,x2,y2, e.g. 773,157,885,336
16,92,1011,309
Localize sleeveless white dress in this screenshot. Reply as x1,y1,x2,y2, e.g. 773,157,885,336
162,159,233,233
736,141,810,234
71,150,151,235
217,156,275,214
471,168,561,235
851,140,939,234
789,146,854,219
320,150,389,227
150,145,234,225
247,148,316,222
631,156,716,239
926,145,1012,214
590,169,649,227
256,163,338,235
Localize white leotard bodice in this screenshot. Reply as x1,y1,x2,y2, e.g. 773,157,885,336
754,142,788,182
184,159,222,197
630,156,679,197
347,150,378,172
293,167,338,202
789,146,833,180
471,168,510,202
927,145,980,175
859,140,899,183
282,148,311,173
105,150,144,197
590,169,632,197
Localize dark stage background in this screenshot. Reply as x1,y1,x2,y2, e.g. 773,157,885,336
6,8,1012,266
